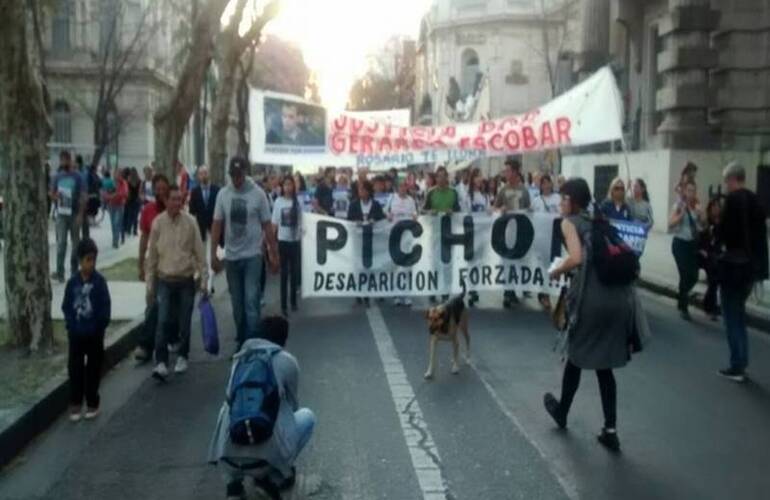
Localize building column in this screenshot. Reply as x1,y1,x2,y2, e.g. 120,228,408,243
578,0,611,77
656,0,720,148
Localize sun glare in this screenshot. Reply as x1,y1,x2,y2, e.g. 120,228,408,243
263,0,433,111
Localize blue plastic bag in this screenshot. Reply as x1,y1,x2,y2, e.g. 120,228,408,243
199,297,219,355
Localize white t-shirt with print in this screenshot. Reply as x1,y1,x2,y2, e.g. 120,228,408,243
465,191,490,213
271,196,301,242
532,193,561,214
388,194,418,221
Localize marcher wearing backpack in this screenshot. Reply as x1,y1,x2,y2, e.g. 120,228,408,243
208,316,315,500
543,178,636,453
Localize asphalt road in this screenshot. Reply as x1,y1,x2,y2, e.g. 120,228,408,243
1,278,770,500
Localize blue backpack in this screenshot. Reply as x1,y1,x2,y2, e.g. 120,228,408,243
228,348,281,445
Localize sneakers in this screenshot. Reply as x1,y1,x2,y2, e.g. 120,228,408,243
174,357,188,374
152,362,169,382
68,406,82,423
718,368,746,383
543,393,566,429
597,428,621,452
133,346,150,362
84,407,100,420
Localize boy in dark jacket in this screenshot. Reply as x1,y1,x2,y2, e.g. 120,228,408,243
62,238,111,421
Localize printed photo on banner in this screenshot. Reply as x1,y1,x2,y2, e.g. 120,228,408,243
264,96,326,150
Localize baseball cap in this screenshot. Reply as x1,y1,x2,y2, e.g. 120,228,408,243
228,157,249,175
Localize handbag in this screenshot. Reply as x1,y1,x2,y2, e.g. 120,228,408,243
199,297,220,355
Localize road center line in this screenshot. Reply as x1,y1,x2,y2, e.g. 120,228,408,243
468,360,580,500
366,307,451,500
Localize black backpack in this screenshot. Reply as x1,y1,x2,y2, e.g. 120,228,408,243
591,218,639,286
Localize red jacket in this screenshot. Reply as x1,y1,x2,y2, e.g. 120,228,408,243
105,178,128,207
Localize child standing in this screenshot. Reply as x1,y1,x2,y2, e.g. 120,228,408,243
62,238,112,422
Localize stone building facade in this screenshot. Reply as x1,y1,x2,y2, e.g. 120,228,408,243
414,0,581,172
562,0,770,231
43,0,219,172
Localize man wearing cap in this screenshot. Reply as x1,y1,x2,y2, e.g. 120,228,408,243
211,157,279,350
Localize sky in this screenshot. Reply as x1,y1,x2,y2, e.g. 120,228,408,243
263,0,433,111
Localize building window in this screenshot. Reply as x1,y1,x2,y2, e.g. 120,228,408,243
506,59,529,85
52,0,71,53
594,165,619,203
53,100,72,144
461,48,481,97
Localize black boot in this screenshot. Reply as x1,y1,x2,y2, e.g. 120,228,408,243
544,393,566,429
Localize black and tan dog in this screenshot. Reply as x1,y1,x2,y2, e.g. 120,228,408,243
424,282,470,379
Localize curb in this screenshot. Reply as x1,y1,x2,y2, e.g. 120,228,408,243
0,318,144,470
637,277,770,333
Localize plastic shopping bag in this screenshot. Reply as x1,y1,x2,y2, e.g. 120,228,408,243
199,297,220,356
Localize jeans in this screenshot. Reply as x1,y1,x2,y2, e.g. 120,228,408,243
672,238,698,312
68,334,104,409
227,408,316,485
123,201,140,237
108,206,124,247
722,285,751,372
155,278,196,365
279,241,300,312
226,256,263,345
55,214,81,277
139,278,179,353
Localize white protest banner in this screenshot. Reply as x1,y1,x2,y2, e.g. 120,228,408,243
252,66,623,169
301,212,567,298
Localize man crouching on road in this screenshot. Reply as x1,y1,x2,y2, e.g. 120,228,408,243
145,185,209,380
208,316,316,500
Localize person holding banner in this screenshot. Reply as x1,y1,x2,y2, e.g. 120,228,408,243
599,178,632,221
544,178,633,453
464,170,492,307
387,180,419,307
333,174,351,219
313,167,335,216
531,175,561,310
424,166,461,303
668,181,703,321
627,179,654,231
272,176,302,317
494,159,530,307
348,180,386,307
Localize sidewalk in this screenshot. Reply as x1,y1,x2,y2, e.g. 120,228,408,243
0,220,144,321
640,231,770,326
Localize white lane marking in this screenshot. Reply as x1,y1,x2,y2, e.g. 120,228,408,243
366,307,450,500
468,360,580,500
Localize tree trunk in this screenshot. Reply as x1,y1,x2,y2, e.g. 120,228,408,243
153,0,228,178
208,45,241,186
0,1,54,353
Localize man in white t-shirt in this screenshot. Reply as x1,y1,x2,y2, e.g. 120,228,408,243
211,157,279,349
387,181,418,306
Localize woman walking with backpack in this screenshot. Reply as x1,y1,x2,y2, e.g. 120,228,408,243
543,178,635,452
